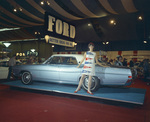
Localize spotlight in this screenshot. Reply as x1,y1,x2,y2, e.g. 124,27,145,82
110,19,116,25
47,1,50,5
143,40,147,43
138,16,143,20
35,32,37,35
13,8,17,12
88,24,91,26
41,1,44,5
19,8,23,11
106,42,109,44
102,42,105,45
110,20,114,24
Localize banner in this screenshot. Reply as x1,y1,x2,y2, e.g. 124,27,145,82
45,12,76,41
45,35,76,47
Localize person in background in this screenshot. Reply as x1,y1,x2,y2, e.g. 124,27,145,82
74,42,103,95
143,59,149,81
123,58,127,67
129,58,134,67
27,56,33,64
7,54,16,81
114,55,123,66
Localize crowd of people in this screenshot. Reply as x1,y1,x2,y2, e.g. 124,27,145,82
100,55,150,81
100,55,149,68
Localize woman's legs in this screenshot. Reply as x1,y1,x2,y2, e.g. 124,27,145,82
75,74,85,92
87,75,92,93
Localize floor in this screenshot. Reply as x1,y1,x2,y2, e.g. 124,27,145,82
0,79,150,122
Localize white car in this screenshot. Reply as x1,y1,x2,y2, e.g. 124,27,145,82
0,67,9,79
0,59,21,80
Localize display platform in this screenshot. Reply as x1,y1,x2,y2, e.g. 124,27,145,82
2,80,146,105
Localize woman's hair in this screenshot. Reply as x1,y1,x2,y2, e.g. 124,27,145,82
88,42,94,47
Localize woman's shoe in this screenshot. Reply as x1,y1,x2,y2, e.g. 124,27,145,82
87,91,93,95
74,88,81,93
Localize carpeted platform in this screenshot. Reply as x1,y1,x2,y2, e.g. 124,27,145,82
2,80,146,105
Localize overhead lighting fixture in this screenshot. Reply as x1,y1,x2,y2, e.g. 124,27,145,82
110,20,114,24
41,1,44,5
52,45,54,48
47,1,50,5
102,41,109,45
106,42,109,44
88,23,91,26
110,19,116,25
143,40,147,43
102,42,105,45
31,49,35,52
13,8,17,12
138,16,143,21
0,28,20,32
19,8,23,11
3,42,11,47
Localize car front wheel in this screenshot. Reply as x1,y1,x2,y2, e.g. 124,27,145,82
21,72,33,85
82,76,100,92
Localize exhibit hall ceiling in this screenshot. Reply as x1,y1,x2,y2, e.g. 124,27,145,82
0,0,150,42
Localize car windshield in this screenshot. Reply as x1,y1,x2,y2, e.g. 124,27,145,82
45,56,78,65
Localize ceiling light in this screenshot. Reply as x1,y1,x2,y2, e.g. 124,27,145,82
0,28,20,32
3,43,11,47
106,42,109,44
47,1,50,5
19,8,23,11
143,40,147,43
41,1,44,5
52,45,54,48
13,8,17,12
110,20,114,24
31,49,35,52
103,42,105,44
88,24,91,26
110,19,116,25
138,16,143,20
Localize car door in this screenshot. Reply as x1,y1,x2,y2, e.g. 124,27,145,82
59,56,82,84
39,56,60,82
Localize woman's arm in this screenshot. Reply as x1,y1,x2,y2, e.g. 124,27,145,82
95,55,104,67
77,52,86,68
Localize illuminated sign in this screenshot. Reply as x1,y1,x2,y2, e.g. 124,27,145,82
26,51,38,56
45,35,77,47
16,53,25,56
45,12,76,41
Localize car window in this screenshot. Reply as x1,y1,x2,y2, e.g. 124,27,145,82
46,56,78,65
62,57,78,65
48,56,61,64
